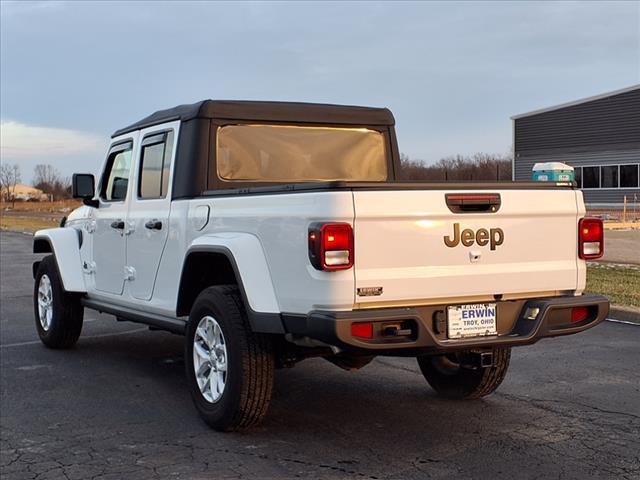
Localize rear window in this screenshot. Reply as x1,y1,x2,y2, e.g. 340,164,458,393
138,131,174,199
216,124,387,182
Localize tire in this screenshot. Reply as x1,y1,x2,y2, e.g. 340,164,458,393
417,347,511,399
185,285,274,432
33,255,84,349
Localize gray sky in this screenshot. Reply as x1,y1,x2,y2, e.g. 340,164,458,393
1,0,639,183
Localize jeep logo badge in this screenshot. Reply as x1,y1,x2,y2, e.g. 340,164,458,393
444,223,504,251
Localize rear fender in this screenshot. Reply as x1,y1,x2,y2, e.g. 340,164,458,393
184,233,282,333
33,228,86,292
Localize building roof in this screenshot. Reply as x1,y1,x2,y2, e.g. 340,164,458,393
13,184,44,195
113,100,395,137
511,84,640,120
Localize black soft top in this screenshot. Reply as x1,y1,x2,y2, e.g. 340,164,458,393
112,100,395,137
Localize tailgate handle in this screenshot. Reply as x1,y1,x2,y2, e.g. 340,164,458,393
445,193,501,213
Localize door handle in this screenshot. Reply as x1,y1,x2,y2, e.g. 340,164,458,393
110,220,125,230
145,220,162,230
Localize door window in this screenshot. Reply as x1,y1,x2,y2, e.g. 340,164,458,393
138,131,174,199
101,142,133,201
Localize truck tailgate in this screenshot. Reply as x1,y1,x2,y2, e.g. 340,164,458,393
353,189,580,306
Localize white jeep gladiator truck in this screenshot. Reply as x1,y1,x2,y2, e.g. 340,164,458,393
32,100,609,431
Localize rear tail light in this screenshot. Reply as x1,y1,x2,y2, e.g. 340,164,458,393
308,222,354,271
578,218,604,260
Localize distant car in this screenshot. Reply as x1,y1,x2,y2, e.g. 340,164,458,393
32,100,609,431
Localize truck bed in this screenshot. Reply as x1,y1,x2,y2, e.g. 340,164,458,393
202,180,575,197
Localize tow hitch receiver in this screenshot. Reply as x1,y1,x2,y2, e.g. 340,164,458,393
479,351,494,368
459,350,494,369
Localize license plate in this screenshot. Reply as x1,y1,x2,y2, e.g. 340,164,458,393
447,303,497,339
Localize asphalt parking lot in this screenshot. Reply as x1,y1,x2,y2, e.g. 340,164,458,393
1,231,639,480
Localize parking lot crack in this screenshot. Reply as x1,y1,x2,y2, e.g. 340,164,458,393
497,392,640,421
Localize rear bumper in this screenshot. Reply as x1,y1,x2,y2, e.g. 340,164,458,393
282,294,609,353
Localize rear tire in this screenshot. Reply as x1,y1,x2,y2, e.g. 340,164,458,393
33,255,84,349
185,285,274,431
417,347,511,399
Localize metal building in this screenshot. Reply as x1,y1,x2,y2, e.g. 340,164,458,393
512,85,640,206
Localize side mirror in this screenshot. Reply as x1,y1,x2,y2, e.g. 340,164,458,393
72,173,98,207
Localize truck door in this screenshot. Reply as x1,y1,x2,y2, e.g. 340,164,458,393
124,124,177,300
92,138,137,295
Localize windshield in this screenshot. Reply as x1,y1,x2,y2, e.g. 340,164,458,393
216,124,388,182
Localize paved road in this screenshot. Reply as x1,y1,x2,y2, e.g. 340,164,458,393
1,231,638,480
602,229,640,265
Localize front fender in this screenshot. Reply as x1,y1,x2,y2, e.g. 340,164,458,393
33,228,86,292
188,233,280,314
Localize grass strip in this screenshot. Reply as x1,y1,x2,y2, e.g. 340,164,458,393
587,263,640,308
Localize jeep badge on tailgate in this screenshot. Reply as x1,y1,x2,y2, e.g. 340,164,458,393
444,223,504,250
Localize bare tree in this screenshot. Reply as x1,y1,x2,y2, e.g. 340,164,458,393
33,164,61,188
0,163,22,206
33,164,71,200
0,164,9,202
398,152,512,182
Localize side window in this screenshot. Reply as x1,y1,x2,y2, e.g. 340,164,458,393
582,166,600,189
601,166,618,188
574,166,582,188
101,142,133,201
138,131,174,199
620,164,639,188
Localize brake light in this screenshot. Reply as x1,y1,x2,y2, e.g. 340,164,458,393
308,223,354,270
578,218,604,260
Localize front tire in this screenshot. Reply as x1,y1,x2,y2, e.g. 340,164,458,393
417,347,511,399
33,255,84,349
185,285,274,432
